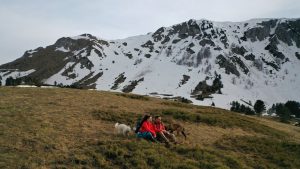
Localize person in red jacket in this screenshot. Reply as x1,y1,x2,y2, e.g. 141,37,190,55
154,116,177,144
136,115,158,143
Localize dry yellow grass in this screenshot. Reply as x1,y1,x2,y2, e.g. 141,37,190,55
182,122,256,146
248,116,300,143
1,87,300,169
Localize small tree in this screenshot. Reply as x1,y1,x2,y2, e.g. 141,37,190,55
267,104,276,116
240,104,246,113
5,77,14,86
230,101,255,115
254,100,266,116
285,101,300,118
231,77,236,85
245,107,255,115
275,103,291,123
230,101,240,112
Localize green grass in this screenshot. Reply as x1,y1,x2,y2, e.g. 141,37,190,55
215,136,300,169
91,109,140,124
160,101,195,109
116,93,150,101
0,87,300,169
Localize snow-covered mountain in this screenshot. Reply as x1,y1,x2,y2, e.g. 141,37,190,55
1,18,300,109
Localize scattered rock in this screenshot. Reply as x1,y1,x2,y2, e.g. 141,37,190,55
163,96,193,104
245,53,256,61
199,39,215,47
186,48,195,54
172,39,181,44
144,54,151,58
296,52,300,60
214,46,222,51
125,53,133,59
161,36,170,44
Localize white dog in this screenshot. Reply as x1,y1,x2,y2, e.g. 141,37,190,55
114,123,132,136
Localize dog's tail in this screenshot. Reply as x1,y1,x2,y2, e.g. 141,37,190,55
114,122,119,128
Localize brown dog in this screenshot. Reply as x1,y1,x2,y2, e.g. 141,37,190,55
166,123,187,140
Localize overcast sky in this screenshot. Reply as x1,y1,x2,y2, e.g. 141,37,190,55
0,0,299,64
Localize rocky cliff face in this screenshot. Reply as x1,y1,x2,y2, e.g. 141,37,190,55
1,18,300,108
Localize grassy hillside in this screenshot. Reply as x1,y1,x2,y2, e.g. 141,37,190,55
0,87,300,169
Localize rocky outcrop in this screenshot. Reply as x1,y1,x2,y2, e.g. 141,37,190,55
168,19,201,38
152,27,165,42
275,20,300,48
111,73,126,90
231,46,247,56
262,58,280,71
231,56,249,74
191,74,223,100
73,72,103,89
244,19,300,48
199,39,215,47
216,55,240,77
177,47,211,67
141,40,154,52
244,19,278,41
178,75,190,87
122,78,144,93
265,36,285,60
245,53,256,61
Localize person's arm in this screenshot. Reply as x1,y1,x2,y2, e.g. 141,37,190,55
161,123,167,132
149,123,157,137
139,121,148,132
153,123,161,132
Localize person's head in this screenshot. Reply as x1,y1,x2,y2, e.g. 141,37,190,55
141,114,152,123
148,116,153,122
154,115,161,123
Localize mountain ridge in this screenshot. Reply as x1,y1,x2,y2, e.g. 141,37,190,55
1,18,300,109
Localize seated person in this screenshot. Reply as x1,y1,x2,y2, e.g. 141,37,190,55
136,115,158,143
154,116,177,144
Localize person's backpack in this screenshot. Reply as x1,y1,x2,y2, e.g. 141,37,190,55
134,116,143,133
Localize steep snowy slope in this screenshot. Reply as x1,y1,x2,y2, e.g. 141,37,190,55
1,18,300,109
